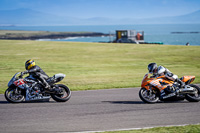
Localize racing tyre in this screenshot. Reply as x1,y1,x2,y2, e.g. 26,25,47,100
185,84,200,102
139,88,159,103
5,87,25,103
51,84,71,102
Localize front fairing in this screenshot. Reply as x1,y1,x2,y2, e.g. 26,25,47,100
8,72,21,87
141,74,174,90
141,73,155,89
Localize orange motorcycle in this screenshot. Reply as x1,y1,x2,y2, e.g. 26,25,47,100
139,73,200,103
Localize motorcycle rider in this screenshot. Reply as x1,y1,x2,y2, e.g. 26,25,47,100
22,59,51,90
148,63,177,79
147,63,158,78
147,63,185,95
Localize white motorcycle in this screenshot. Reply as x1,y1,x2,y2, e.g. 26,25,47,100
5,72,71,103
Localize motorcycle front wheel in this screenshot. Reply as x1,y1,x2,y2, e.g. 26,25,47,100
139,88,159,103
51,84,71,102
5,87,25,103
185,84,200,102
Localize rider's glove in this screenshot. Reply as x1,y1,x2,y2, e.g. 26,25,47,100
21,70,28,75
24,70,28,74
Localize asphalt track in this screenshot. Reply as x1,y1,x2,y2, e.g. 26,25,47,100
0,87,200,133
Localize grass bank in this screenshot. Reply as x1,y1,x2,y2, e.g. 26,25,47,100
0,40,200,93
101,124,200,133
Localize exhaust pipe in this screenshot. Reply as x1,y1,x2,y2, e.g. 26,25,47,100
162,86,195,100
176,86,195,94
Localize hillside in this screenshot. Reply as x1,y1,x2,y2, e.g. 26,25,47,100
0,8,200,26
0,30,108,40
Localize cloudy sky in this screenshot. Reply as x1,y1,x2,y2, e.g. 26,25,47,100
0,0,200,19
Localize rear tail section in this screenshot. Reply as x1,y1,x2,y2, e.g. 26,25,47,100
180,76,195,85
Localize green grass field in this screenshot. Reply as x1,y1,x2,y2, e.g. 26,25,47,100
101,124,200,133
0,40,200,93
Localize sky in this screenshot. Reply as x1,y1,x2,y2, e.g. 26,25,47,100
0,0,200,19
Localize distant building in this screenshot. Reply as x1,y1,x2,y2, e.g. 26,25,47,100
114,30,144,44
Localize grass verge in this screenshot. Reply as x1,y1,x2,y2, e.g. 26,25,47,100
0,40,200,93
100,124,200,133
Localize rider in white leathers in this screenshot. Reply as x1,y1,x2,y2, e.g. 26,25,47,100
147,63,185,95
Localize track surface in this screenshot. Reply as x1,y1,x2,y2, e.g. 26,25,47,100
0,88,200,133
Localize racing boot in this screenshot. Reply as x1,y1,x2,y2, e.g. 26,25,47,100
176,78,185,88
40,78,52,91
44,83,55,92
44,83,50,90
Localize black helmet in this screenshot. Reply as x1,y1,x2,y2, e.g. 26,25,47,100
148,63,157,73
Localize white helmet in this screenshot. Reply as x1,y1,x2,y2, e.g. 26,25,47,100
157,66,165,75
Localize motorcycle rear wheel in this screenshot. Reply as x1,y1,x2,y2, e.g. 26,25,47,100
51,84,71,102
5,87,25,103
139,88,159,103
185,84,200,102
